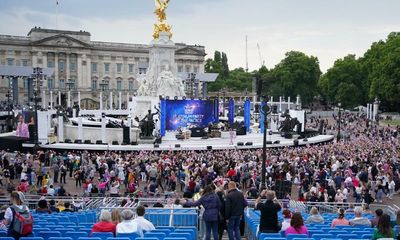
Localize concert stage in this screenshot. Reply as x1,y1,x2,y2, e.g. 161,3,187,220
22,133,334,151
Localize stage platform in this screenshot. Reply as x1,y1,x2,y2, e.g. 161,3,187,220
22,133,334,151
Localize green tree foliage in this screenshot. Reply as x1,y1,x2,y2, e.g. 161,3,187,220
261,51,321,105
207,51,251,92
361,32,400,111
318,55,365,108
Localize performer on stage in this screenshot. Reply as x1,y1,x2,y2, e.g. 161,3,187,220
16,115,29,138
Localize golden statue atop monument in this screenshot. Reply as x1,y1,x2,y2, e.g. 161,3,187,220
153,0,172,39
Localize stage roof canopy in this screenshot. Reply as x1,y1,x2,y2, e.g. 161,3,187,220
178,72,219,82
0,65,54,77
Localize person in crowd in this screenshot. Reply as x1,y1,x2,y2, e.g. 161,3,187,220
216,186,227,240
132,206,155,237
225,181,247,240
116,209,139,234
306,207,324,224
4,191,32,240
285,212,309,237
331,208,349,228
349,206,371,227
183,184,221,240
370,209,383,228
281,209,292,231
255,190,282,233
91,210,116,236
48,200,59,213
63,202,74,212
111,208,122,225
36,199,51,214
372,214,395,240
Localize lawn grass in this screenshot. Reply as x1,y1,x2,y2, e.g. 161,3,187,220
381,119,400,126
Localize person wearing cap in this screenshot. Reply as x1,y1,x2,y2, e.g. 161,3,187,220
4,191,32,240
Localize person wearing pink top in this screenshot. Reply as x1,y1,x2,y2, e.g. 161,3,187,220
285,212,309,237
331,208,350,228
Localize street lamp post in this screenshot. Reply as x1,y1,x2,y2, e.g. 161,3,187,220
260,96,270,190
31,67,46,150
6,77,13,132
65,79,75,108
337,102,341,142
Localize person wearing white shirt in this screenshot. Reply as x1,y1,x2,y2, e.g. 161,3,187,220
116,209,139,234
132,206,155,237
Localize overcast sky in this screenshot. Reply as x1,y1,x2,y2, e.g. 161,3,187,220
0,0,399,72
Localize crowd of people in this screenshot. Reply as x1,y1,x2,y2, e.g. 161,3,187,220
0,113,400,239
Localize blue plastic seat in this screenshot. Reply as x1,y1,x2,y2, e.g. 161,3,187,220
48,238,73,240
336,235,357,240
66,231,88,240
116,232,140,240
152,229,171,235
20,237,45,240
312,234,334,240
91,232,114,240
259,233,281,239
78,238,101,240
361,234,372,239
350,231,369,235
78,228,92,235
168,232,191,240
38,231,62,240
0,231,8,237
144,232,166,240
53,228,75,235
135,238,158,240
263,238,286,240
1,237,15,240
106,238,130,240
328,231,348,236
287,234,309,240
174,228,196,240
309,230,325,237
156,227,175,231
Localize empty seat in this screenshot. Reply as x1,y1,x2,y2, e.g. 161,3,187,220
91,232,114,240
287,234,309,240
151,229,171,235
78,238,101,240
54,228,75,235
259,233,281,240
168,233,191,240
0,231,7,237
38,231,62,240
48,238,73,240
116,232,140,240
309,230,325,236
66,231,89,240
263,238,286,240
336,235,357,240
144,232,166,240
20,237,45,240
328,231,348,236
312,234,334,240
361,234,372,239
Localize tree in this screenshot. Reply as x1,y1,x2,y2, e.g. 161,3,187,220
318,54,365,108
361,32,400,111
262,51,321,105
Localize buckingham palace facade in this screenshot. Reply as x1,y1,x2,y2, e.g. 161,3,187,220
0,27,206,109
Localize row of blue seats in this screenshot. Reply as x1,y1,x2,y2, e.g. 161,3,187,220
259,233,373,240
0,237,190,240
0,226,197,240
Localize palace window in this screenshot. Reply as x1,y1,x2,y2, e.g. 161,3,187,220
47,61,53,68
70,62,76,71
47,79,54,90
59,61,65,72
117,63,122,73
128,80,134,91
23,79,29,89
91,79,97,90
128,64,134,73
91,63,97,73
7,58,14,66
104,63,110,73
117,80,122,91
59,79,65,89
22,59,29,67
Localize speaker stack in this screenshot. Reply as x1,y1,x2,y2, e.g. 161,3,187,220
123,126,130,145
274,180,292,199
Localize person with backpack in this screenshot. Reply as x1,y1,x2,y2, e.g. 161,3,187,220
4,191,33,240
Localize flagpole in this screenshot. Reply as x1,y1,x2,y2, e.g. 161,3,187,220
55,0,58,30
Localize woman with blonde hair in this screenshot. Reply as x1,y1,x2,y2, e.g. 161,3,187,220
306,207,324,224
111,208,122,224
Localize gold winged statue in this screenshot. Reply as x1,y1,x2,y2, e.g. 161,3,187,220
153,0,172,39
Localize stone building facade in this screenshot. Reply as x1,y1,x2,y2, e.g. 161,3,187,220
0,27,206,109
